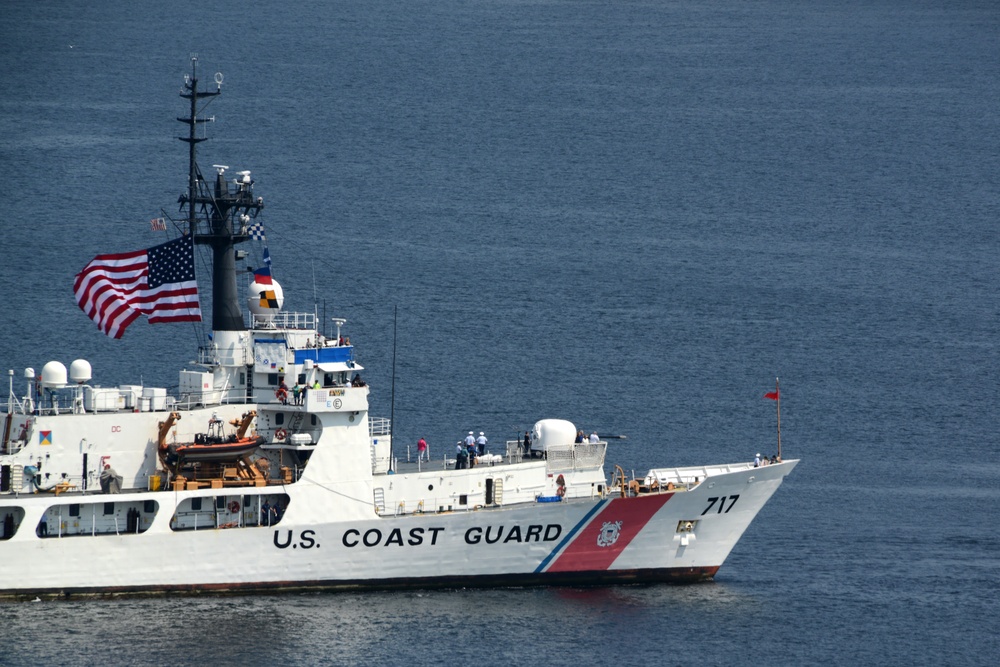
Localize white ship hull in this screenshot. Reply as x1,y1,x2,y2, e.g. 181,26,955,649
0,458,795,598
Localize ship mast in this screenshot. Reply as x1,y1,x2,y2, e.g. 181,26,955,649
177,57,263,332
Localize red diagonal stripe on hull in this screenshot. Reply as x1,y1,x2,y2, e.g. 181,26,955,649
546,493,673,573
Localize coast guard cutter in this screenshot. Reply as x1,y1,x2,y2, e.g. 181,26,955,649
0,59,797,599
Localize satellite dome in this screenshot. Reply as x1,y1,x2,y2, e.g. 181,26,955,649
69,359,93,384
41,361,68,389
248,277,284,323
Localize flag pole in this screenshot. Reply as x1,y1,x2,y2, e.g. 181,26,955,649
775,377,782,461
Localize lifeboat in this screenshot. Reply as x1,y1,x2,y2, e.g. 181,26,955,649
171,435,264,463
161,411,262,464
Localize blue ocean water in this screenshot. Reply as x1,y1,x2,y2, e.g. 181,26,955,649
1,0,998,664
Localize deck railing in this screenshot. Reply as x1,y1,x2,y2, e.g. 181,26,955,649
247,311,317,330
503,440,607,471
545,442,607,471
369,417,391,437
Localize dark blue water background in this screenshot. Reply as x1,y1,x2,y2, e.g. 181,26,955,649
1,1,998,664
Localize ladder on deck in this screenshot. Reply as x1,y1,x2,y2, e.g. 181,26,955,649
286,412,305,436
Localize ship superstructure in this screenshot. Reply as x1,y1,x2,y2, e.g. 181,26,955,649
0,60,797,599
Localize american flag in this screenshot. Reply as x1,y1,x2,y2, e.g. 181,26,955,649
150,217,167,232
73,235,201,339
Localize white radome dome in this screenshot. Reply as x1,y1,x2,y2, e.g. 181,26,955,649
41,361,69,389
248,277,284,321
69,359,93,384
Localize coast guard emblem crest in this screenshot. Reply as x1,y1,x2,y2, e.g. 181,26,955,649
597,520,622,547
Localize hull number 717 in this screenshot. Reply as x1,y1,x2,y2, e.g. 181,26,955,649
702,495,740,515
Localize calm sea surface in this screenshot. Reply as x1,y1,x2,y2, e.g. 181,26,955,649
1,0,998,664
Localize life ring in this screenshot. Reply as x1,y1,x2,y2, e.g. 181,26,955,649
275,387,288,402
228,500,240,513
556,485,566,498
275,428,287,440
